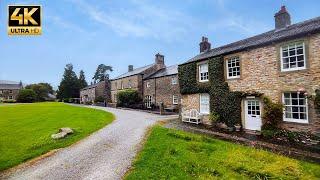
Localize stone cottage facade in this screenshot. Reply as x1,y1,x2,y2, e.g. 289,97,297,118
179,6,320,133
110,53,166,104
0,80,23,101
143,65,180,110
80,81,107,104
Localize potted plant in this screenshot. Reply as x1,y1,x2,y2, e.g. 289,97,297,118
235,124,241,132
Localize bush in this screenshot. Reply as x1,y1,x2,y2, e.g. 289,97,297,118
261,97,284,130
315,89,320,113
94,96,105,103
2,99,17,103
117,89,142,108
17,89,37,103
209,112,220,123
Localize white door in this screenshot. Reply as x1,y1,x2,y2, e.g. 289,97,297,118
245,99,262,131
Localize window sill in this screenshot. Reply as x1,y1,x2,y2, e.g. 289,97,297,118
198,80,209,83
283,119,308,124
280,67,307,73
227,76,240,80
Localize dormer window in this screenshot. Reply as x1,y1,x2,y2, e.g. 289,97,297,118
198,63,209,82
281,42,306,72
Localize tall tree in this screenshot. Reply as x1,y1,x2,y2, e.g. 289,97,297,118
25,83,53,101
78,70,88,89
57,64,80,100
92,64,113,83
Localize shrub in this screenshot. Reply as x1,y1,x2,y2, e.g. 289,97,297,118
209,112,220,123
117,89,142,107
17,89,37,103
315,89,320,113
2,99,17,103
261,97,284,130
94,96,105,103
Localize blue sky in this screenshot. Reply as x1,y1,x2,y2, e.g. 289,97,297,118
1,0,319,88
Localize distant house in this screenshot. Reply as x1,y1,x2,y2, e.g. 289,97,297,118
179,6,320,133
143,65,180,110
110,53,166,104
80,81,107,104
0,80,23,101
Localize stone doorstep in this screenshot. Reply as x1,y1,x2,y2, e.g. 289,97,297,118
165,122,320,163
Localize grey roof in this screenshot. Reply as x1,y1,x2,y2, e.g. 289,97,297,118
112,64,155,80
183,16,320,65
0,80,22,90
144,65,178,79
81,81,104,91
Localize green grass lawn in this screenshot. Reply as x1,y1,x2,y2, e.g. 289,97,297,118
126,126,320,180
0,102,114,171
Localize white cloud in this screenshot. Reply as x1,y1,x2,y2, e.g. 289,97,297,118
67,0,196,42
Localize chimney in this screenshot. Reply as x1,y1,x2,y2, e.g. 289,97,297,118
199,36,211,53
155,53,164,65
128,65,133,72
274,6,291,29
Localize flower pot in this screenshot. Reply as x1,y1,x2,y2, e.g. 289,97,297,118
235,125,241,132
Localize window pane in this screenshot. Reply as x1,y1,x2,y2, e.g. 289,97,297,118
297,48,303,55
289,50,295,56
292,99,298,105
292,107,299,112
283,63,289,69
285,112,292,118
292,113,299,119
297,61,304,67
282,51,288,57
300,113,306,120
297,55,304,61
291,93,297,98
283,57,289,63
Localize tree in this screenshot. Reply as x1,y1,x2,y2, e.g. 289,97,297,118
17,89,37,103
57,64,80,100
92,64,113,83
116,89,142,107
78,70,88,89
25,83,54,101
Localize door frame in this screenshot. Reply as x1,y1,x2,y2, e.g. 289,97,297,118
243,97,262,131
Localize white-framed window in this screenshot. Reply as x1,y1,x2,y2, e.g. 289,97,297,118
146,82,150,88
145,95,152,108
200,93,210,114
281,42,306,72
198,63,209,82
226,57,240,79
0,90,2,94
121,81,124,89
172,95,179,105
8,96,13,100
283,92,308,123
128,80,132,88
171,77,177,85
9,90,13,94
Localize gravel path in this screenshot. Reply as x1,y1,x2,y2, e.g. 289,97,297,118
1,105,177,180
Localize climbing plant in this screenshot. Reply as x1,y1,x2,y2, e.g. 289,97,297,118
179,56,242,126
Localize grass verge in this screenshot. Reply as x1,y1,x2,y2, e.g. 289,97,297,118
126,126,320,179
0,102,114,171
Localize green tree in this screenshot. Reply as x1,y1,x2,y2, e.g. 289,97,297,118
92,64,113,83
25,83,54,101
17,89,37,103
57,64,80,100
79,70,88,89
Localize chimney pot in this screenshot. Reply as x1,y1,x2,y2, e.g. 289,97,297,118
274,6,291,29
128,65,133,72
199,36,211,53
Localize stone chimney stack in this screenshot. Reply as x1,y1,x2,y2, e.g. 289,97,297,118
128,65,133,72
274,6,291,29
155,53,164,65
199,36,211,53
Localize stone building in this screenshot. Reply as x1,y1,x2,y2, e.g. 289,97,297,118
0,80,23,101
80,81,107,104
143,65,180,110
110,53,166,104
179,6,320,133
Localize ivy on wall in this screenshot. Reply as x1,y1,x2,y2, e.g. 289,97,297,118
178,56,242,126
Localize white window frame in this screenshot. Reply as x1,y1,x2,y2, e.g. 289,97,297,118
282,92,308,123
226,57,240,79
280,42,306,72
146,82,150,88
200,93,210,114
128,80,132,88
0,90,2,94
145,95,152,108
172,95,178,105
8,96,13,100
198,63,209,82
171,77,177,85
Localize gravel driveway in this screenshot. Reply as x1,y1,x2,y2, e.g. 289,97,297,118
1,106,177,180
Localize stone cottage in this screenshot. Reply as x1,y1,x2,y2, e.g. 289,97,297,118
143,65,180,110
179,6,320,133
0,80,23,101
110,53,166,105
80,81,108,104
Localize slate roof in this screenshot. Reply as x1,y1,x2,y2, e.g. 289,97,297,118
0,80,22,90
112,64,155,80
182,16,320,65
81,81,104,91
144,65,178,79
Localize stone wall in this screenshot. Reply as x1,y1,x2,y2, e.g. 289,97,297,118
80,81,106,104
110,75,142,103
143,74,180,108
0,89,20,101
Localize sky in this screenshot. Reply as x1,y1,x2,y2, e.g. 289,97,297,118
0,0,319,89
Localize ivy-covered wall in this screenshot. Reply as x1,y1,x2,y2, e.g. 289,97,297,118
178,56,242,126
